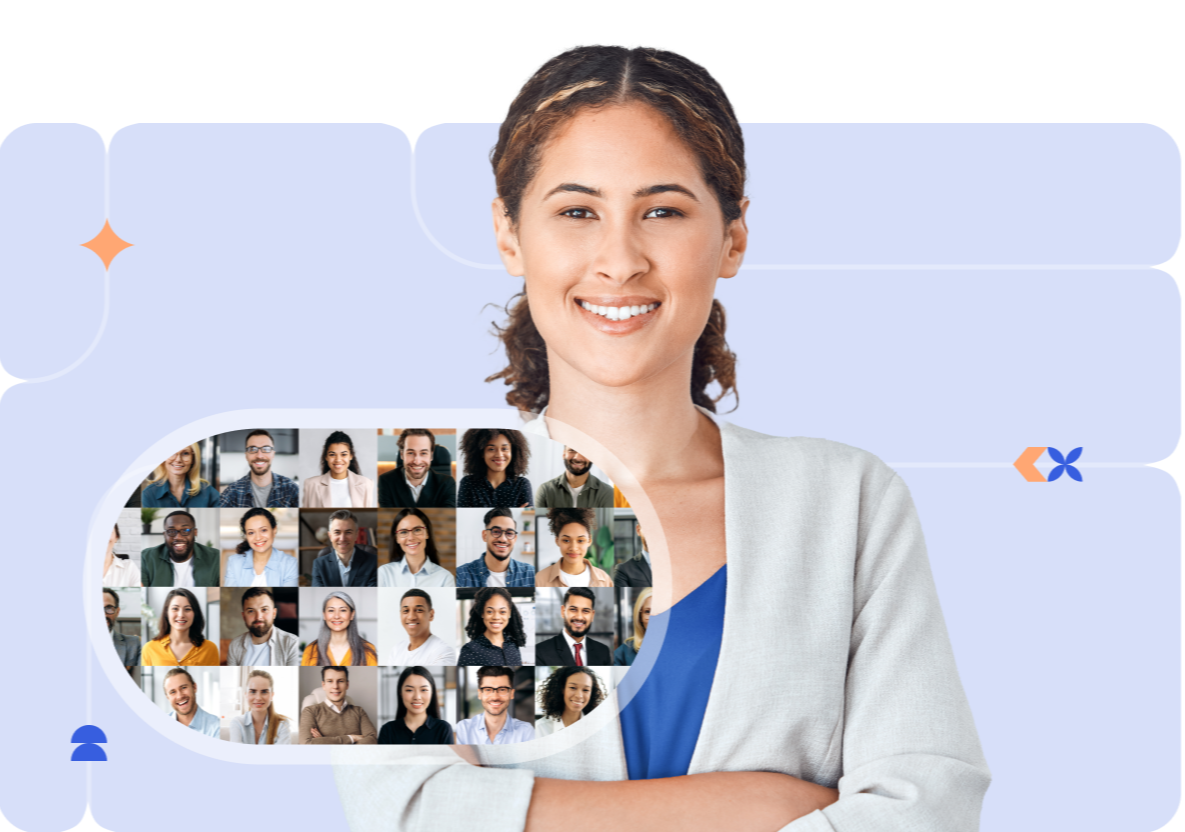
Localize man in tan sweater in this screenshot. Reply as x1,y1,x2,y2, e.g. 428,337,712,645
300,666,377,744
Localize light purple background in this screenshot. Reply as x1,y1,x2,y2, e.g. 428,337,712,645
0,123,1177,832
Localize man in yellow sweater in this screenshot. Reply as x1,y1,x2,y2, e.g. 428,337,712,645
299,666,377,744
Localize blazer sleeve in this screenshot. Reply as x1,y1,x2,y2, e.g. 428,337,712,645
435,475,457,508
311,557,327,587
785,474,990,832
377,472,396,508
357,709,378,744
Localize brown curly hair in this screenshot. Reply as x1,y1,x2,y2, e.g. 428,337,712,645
460,428,531,478
485,45,742,414
537,666,606,720
547,507,596,539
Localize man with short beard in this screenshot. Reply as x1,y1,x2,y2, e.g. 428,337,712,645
226,587,301,666
219,429,300,507
140,510,220,586
455,508,536,587
104,587,140,672
164,667,219,737
534,446,613,508
535,587,612,666
378,428,458,508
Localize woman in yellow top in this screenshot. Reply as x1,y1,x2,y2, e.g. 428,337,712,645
141,587,219,666
300,590,378,666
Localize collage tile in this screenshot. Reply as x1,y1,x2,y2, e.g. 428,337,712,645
101,427,654,745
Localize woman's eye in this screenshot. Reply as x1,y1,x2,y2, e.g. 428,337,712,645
644,207,682,219
560,208,596,220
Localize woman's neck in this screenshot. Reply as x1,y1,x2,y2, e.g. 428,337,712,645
403,711,428,731
404,551,426,573
167,473,187,489
329,632,350,648
330,470,349,481
171,628,191,645
486,468,507,488
253,548,273,567
486,630,504,647
560,558,586,576
251,708,268,727
561,709,583,727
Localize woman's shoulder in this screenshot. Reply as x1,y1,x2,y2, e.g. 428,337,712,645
195,482,220,505
720,422,898,490
193,640,221,663
301,642,318,664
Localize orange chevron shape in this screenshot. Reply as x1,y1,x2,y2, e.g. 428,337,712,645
1014,447,1047,482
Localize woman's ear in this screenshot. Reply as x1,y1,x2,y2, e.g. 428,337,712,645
493,198,525,276
719,197,750,279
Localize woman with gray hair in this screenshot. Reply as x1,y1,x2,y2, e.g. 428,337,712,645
300,590,378,666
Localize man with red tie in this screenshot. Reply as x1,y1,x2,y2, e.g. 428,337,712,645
535,587,612,666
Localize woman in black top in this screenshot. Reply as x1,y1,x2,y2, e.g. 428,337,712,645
456,429,533,508
377,666,453,745
457,587,527,666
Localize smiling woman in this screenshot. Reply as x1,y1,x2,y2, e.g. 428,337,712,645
143,442,220,507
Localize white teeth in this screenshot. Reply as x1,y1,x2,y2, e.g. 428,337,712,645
583,302,657,320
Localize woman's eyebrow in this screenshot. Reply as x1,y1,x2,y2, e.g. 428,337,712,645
544,183,601,199
633,183,699,201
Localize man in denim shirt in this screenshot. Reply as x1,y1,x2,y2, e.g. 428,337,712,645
219,429,300,508
455,508,536,587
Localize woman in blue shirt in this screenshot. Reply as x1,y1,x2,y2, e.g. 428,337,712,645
142,442,219,507
223,507,299,587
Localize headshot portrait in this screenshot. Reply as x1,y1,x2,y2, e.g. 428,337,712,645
220,666,298,744
613,587,652,667
535,507,614,587
377,665,455,745
377,428,458,508
103,509,142,587
609,508,652,588
104,586,141,673
457,586,534,667
376,507,456,588
217,428,301,508
456,428,533,508
299,428,378,508
298,587,379,667
377,586,459,667
220,506,300,588
534,665,609,737
141,586,220,666
139,508,220,588
144,666,221,737
142,439,220,507
534,586,614,666
454,507,536,587
221,586,300,667
297,665,378,744
302,508,379,587
454,666,535,745
528,433,614,509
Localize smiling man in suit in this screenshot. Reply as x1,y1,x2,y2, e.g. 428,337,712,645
378,429,458,508
311,510,378,587
535,587,611,666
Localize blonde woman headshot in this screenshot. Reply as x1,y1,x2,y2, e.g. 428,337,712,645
228,669,292,744
613,588,651,667
340,46,988,832
142,442,219,507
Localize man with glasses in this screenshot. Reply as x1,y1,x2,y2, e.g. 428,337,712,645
454,666,535,744
455,509,536,587
219,429,300,507
104,587,140,673
535,446,614,508
141,510,221,586
378,428,457,508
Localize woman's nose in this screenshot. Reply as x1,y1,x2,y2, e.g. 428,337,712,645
591,217,649,284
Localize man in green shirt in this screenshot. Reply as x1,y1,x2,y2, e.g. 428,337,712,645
141,510,221,586
535,446,614,508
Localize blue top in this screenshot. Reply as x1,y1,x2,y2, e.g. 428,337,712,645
222,549,299,587
620,565,727,780
143,480,221,507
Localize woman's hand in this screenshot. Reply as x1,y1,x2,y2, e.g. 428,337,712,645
526,771,838,832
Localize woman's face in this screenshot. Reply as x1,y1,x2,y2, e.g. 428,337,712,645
396,514,429,559
247,678,273,713
482,595,511,636
495,101,747,394
325,442,353,477
324,598,355,632
563,671,593,715
640,599,651,630
402,674,432,716
165,447,194,477
243,515,276,553
556,522,591,565
167,596,194,633
483,434,512,474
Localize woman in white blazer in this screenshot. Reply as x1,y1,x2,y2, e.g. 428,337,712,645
302,430,376,508
334,46,989,832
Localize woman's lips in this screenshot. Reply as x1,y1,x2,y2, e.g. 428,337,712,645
575,298,661,334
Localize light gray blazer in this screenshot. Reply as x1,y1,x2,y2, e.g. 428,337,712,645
226,627,302,667
332,420,990,832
